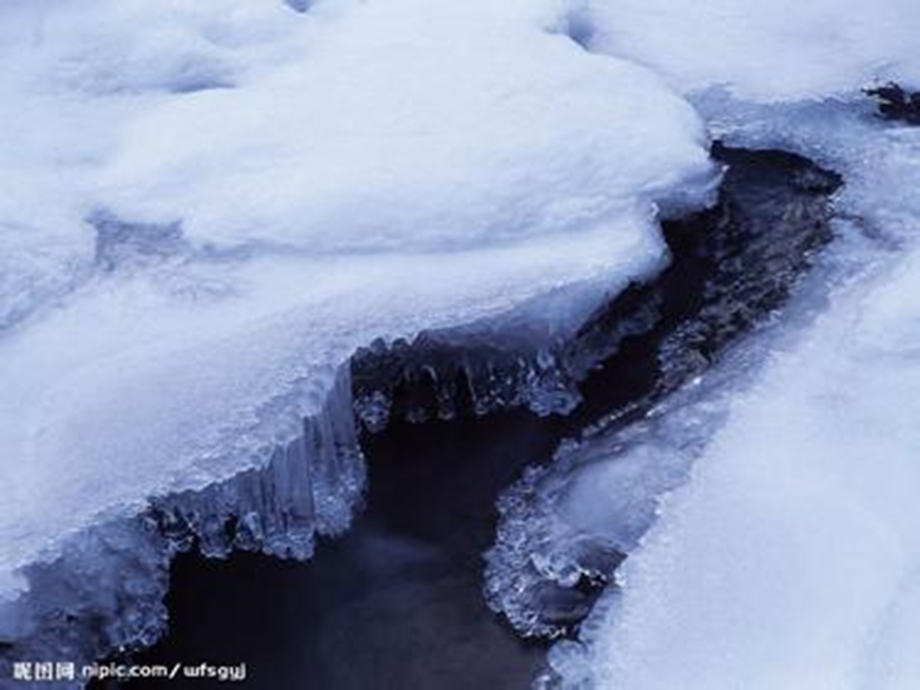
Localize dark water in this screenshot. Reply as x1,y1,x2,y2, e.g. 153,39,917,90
121,411,565,690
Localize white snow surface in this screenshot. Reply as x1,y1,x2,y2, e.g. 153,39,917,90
0,0,715,596
562,103,920,689
586,219,920,690
540,3,920,687
585,0,920,101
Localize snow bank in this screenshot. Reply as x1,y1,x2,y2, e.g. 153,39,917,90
586,227,920,690
559,110,920,689
512,1,920,685
0,0,715,598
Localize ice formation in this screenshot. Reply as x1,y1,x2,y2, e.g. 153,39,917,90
0,0,716,649
564,119,920,688
484,144,842,640
519,1,920,685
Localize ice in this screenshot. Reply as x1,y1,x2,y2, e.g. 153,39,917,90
483,141,842,641
0,369,364,669
550,99,920,688
476,1,920,683
580,233,920,690
0,516,172,670
153,366,366,562
0,0,716,606
352,330,585,432
485,431,695,640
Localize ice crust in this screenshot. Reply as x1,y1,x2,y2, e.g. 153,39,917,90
579,200,920,690
474,3,920,686
484,142,843,641
545,101,920,690
0,368,364,675
153,366,366,562
0,0,715,604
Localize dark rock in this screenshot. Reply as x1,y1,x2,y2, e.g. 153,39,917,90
866,82,920,125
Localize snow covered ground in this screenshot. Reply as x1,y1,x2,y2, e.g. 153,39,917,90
562,119,920,690
0,0,715,602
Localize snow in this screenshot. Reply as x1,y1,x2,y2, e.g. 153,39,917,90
0,0,715,598
100,0,714,250
585,0,920,101
517,2,920,685
584,233,920,690
555,99,920,689
11,1,920,682
578,0,920,102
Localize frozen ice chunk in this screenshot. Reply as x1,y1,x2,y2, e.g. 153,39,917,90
154,366,366,561
484,372,736,640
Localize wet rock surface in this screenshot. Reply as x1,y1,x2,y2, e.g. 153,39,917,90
573,142,840,423
867,83,920,125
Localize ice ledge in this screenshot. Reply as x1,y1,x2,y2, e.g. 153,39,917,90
0,266,655,681
0,369,363,681
484,144,842,640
